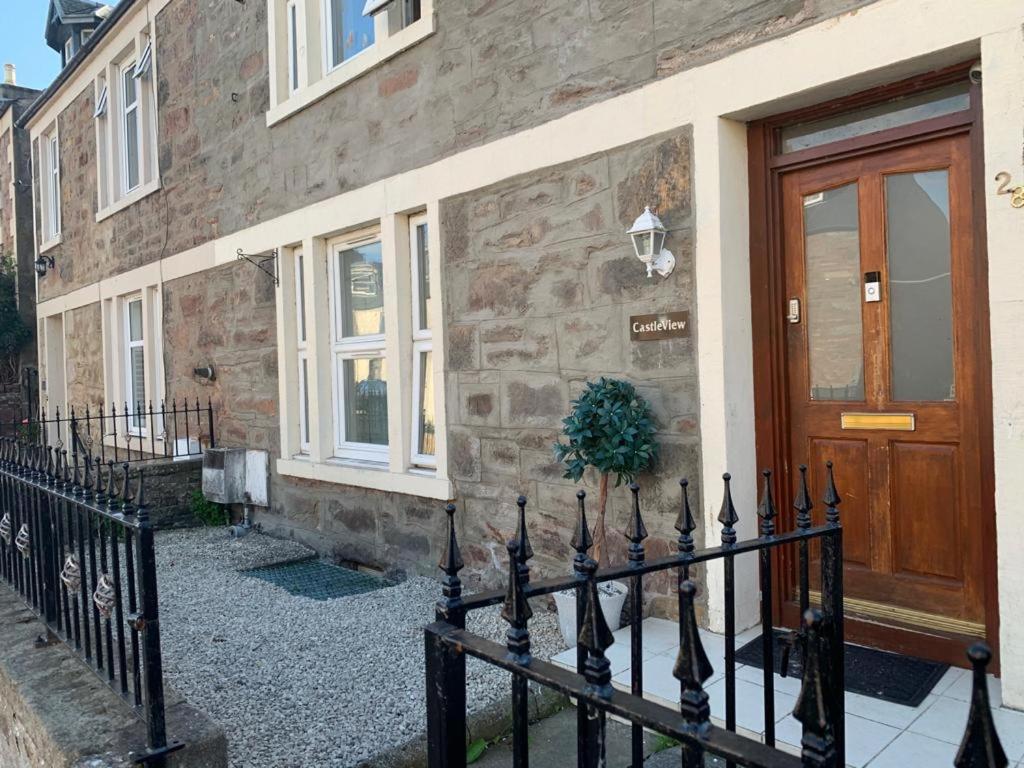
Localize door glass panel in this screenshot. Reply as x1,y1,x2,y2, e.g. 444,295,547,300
886,170,954,401
780,82,969,153
804,182,864,401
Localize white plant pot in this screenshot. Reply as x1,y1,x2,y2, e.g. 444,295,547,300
553,580,629,647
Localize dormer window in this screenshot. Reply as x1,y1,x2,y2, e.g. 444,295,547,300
63,36,74,65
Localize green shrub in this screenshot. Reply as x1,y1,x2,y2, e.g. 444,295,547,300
189,489,229,527
553,378,658,566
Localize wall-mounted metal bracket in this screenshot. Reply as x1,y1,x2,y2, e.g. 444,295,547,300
236,248,279,286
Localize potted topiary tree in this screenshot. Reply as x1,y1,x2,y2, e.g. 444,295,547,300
551,377,659,644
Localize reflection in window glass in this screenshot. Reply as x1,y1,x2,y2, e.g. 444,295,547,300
416,223,431,332
887,170,954,401
338,242,384,338
781,83,970,153
804,183,864,401
343,357,388,446
327,0,375,68
417,350,434,457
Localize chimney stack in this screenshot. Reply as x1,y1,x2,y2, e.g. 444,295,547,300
3,64,15,86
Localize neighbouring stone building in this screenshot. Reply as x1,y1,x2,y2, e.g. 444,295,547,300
18,0,1024,708
0,66,40,424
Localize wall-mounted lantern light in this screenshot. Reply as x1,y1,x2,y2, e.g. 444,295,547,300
627,207,675,278
34,254,55,278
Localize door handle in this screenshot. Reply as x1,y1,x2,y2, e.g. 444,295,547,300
786,298,801,324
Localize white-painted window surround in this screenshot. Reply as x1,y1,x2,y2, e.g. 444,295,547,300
39,124,61,249
103,288,164,445
266,0,435,126
275,210,449,498
124,295,146,433
93,27,160,221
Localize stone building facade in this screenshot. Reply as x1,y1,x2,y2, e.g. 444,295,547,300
0,73,41,404
19,0,1024,704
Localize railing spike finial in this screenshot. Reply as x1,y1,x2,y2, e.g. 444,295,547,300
578,557,614,699
792,609,836,767
93,456,105,503
71,452,83,495
675,479,696,555
570,490,593,569
794,464,814,530
674,579,713,725
60,449,70,485
513,495,533,585
132,469,146,515
758,469,778,537
823,461,841,525
120,462,133,512
718,472,739,546
436,502,464,621
625,482,648,562
81,451,94,499
954,642,1008,768
105,461,117,511
500,540,533,665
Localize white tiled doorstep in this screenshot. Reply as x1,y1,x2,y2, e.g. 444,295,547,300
549,619,1024,768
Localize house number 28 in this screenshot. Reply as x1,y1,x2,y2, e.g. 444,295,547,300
995,172,1024,208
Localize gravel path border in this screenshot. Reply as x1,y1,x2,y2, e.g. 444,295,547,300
155,529,565,767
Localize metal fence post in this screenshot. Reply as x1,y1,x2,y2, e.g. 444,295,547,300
135,472,169,763
425,623,467,768
820,462,845,766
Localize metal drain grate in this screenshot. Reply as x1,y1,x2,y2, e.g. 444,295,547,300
243,558,392,600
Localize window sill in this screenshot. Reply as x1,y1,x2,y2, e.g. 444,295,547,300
277,456,451,500
39,234,62,254
96,178,161,223
266,13,436,128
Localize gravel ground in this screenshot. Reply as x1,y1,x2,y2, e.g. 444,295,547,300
155,528,566,768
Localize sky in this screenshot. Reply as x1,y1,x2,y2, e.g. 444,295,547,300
0,0,122,92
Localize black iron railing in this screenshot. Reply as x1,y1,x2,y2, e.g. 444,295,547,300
0,437,181,766
425,463,1009,768
0,399,215,465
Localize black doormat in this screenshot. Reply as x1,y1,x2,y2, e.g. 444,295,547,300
735,630,948,707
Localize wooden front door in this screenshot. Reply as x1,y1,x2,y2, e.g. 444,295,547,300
780,133,990,662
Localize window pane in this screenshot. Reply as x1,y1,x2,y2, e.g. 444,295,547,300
781,83,969,153
343,357,388,446
338,242,384,338
128,299,144,341
289,3,299,90
130,346,146,411
415,223,431,331
887,170,954,401
299,356,310,447
417,350,435,457
123,67,137,106
296,252,306,342
329,0,375,67
804,183,864,401
125,109,139,190
128,300,143,341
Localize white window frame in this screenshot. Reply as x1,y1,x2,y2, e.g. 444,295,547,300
295,248,311,453
123,294,147,436
409,214,435,469
46,132,61,241
64,37,74,64
329,231,389,463
119,60,141,195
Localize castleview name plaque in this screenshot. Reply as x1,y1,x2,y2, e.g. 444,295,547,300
629,311,689,341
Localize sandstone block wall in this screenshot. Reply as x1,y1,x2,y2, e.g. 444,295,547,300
34,0,872,304
439,128,702,603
